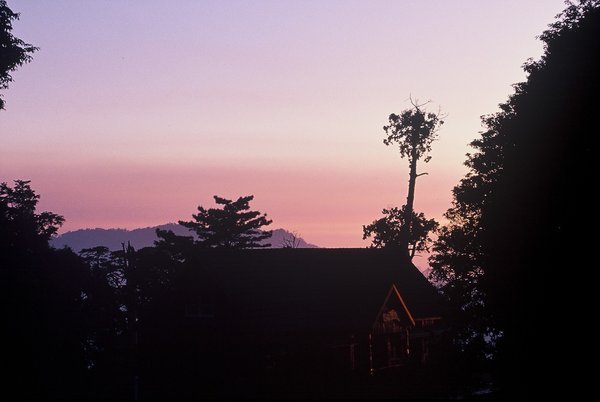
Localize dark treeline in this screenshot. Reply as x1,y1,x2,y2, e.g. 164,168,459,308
2,0,598,399
1,182,454,400
429,1,599,398
1,184,278,399
0,183,324,399
1,180,95,398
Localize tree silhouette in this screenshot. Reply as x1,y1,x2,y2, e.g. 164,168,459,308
0,0,38,110
382,97,443,256
1,180,64,251
1,180,93,399
281,230,302,248
178,195,273,248
363,206,438,259
429,1,600,397
155,227,195,262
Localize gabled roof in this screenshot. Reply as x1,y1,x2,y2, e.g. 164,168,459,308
179,248,444,339
372,284,417,331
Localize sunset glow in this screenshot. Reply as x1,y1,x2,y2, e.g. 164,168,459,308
0,0,565,250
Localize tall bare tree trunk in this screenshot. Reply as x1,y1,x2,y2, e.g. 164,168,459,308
401,144,418,258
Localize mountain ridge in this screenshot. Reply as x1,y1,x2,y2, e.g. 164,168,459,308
51,224,318,252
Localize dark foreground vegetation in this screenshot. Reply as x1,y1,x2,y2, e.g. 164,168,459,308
1,0,598,399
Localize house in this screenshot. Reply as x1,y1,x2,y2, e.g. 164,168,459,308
137,248,446,398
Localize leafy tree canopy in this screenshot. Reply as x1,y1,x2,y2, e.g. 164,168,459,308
363,206,438,259
177,195,272,249
0,0,38,110
380,98,444,256
1,180,64,253
429,0,600,396
383,102,444,165
0,180,95,399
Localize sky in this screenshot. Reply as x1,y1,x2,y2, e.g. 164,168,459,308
1,0,566,262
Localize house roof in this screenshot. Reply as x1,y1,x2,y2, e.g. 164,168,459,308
179,248,444,339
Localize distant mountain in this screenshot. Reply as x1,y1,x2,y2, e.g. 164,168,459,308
51,224,318,252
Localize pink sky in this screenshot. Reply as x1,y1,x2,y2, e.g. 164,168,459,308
1,1,565,261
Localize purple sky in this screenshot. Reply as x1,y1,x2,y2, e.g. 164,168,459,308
1,0,565,262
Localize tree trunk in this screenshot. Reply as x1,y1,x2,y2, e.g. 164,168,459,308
401,146,418,258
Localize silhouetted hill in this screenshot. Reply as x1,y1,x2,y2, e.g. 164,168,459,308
51,224,318,252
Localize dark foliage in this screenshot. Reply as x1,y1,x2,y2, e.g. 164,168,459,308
0,181,90,398
4,2,597,399
0,181,138,399
165,195,273,249
0,0,37,109
363,205,438,259
381,98,444,255
429,0,599,397
383,102,443,164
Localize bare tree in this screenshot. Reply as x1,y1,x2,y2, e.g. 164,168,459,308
281,230,301,248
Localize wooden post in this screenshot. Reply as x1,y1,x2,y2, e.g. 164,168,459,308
122,242,139,401
350,343,356,370
368,333,374,375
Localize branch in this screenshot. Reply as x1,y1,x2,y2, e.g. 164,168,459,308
437,105,448,120
408,94,432,111
416,172,429,177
